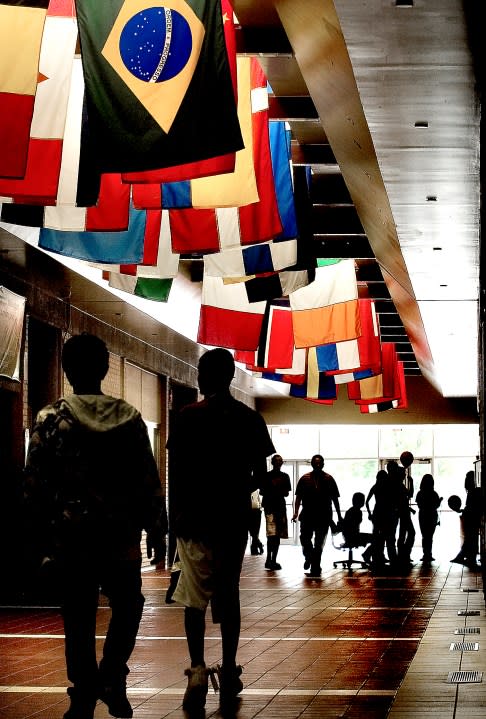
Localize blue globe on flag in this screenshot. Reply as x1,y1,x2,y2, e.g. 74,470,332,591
119,7,192,83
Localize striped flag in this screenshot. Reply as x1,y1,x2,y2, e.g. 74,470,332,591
289,259,360,348
0,0,49,178
106,274,173,302
197,273,266,350
347,343,402,403
130,54,259,210
203,239,298,278
38,203,147,264
0,1,77,199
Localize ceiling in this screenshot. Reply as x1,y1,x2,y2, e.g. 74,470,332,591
1,0,481,401
231,0,481,398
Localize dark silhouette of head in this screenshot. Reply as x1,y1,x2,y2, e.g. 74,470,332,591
352,491,365,509
465,470,476,491
376,469,388,485
420,473,434,491
62,333,109,392
197,348,235,397
272,454,283,469
311,454,324,471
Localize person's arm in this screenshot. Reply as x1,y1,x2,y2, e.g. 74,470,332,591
333,496,343,522
365,486,374,518
292,495,301,522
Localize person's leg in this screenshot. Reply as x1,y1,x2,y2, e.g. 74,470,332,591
173,539,213,711
98,559,145,719
214,535,246,706
310,525,327,575
61,561,100,719
266,536,281,569
299,520,313,570
183,607,210,712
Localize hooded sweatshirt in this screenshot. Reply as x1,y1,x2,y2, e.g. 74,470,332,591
24,394,165,561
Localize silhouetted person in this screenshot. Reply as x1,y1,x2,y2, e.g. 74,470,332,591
415,474,442,562
365,468,399,567
340,491,373,564
260,454,291,570
292,454,343,577
249,489,264,555
167,348,275,713
451,470,482,568
395,463,416,565
23,333,167,719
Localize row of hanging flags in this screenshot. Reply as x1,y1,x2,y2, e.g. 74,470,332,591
0,0,407,412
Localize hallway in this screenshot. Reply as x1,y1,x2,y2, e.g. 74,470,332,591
0,530,484,719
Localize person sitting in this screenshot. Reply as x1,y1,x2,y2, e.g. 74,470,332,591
339,492,373,565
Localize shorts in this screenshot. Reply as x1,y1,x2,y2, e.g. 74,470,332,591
265,511,289,539
172,535,246,622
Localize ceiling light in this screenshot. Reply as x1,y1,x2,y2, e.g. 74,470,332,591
396,0,414,6
426,195,437,202
414,121,428,128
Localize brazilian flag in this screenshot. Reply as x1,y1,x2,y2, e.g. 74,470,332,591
75,0,243,174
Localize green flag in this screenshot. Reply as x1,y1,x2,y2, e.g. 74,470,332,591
75,0,243,173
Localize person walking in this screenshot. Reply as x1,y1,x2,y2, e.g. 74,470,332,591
167,348,275,713
450,470,482,568
260,454,291,570
365,467,402,568
22,333,167,719
292,454,343,577
415,473,442,562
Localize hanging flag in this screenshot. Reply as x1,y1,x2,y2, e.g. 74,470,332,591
96,209,180,278
359,361,407,412
289,259,360,348
0,1,77,200
131,54,259,210
120,0,239,184
269,121,298,241
38,203,147,264
347,343,402,403
197,273,266,350
75,0,243,174
289,369,337,401
0,0,49,178
316,299,382,375
204,239,298,279
235,301,294,370
178,55,258,209
106,274,173,302
0,286,26,381
244,269,310,303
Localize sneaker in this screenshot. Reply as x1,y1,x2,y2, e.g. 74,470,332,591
182,665,209,712
264,559,273,569
98,683,133,718
64,687,97,719
216,664,243,706
272,562,282,570
303,558,311,570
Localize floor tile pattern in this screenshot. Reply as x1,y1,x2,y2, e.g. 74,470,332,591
0,537,484,718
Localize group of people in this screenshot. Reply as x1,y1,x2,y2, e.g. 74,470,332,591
21,333,481,719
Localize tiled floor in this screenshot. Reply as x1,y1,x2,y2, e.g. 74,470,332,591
0,529,484,719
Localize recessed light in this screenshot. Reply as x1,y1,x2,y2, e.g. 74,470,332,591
414,121,429,128
433,247,442,251
426,195,437,202
396,0,414,6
